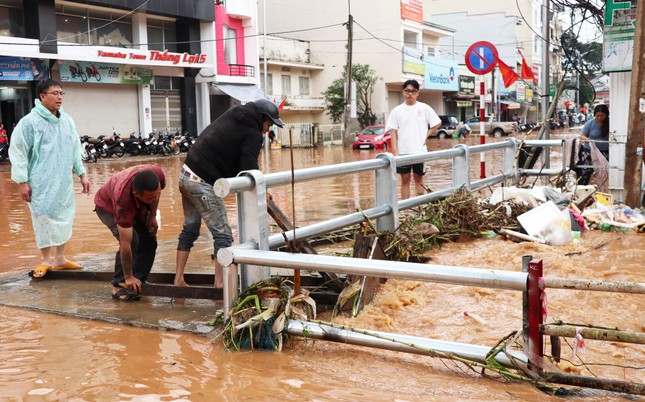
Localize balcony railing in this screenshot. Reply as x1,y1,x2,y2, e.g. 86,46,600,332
229,64,255,77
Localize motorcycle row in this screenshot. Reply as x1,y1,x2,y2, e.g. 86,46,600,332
80,131,195,163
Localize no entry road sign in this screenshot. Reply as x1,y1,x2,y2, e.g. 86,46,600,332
465,41,498,75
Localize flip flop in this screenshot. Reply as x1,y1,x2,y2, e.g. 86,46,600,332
53,260,83,270
112,288,141,302
31,264,51,279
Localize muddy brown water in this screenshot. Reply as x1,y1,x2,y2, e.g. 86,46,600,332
0,132,643,401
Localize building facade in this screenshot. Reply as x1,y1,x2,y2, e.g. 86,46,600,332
430,0,564,124
0,0,214,138
258,0,456,131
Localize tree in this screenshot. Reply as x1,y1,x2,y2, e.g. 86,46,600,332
322,63,380,127
551,0,605,33
560,30,603,104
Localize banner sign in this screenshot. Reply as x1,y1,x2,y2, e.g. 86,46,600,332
424,56,459,91
402,47,425,75
0,57,50,81
603,0,637,72
456,101,472,107
401,0,423,24
516,81,526,101
59,60,153,84
458,75,475,95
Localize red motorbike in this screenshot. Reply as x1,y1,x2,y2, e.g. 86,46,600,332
85,64,101,81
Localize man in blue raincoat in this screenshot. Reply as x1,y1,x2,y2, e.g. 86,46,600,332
9,79,91,277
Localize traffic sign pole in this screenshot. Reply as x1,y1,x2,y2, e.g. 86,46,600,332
465,41,498,180
479,78,486,179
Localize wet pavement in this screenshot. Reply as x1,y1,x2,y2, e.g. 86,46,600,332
0,239,219,335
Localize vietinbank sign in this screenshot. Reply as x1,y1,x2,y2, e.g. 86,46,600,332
423,56,459,91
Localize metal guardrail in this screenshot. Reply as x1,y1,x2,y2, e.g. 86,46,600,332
214,141,645,394
215,138,566,298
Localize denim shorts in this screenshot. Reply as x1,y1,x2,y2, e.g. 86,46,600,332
177,175,233,255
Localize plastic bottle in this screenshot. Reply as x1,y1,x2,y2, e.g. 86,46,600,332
599,223,613,231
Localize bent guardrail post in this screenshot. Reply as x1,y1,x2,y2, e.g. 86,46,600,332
452,144,470,190
527,259,545,375
375,153,398,231
504,138,519,185
235,169,269,290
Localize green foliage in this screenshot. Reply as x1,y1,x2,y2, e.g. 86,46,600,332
561,31,602,75
322,64,381,128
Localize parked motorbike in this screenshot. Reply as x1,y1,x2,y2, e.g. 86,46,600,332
80,135,97,163
122,133,142,156
175,131,194,152
0,142,9,162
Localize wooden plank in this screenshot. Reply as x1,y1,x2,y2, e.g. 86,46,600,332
31,270,215,285
347,233,386,315
267,197,345,291
141,283,222,300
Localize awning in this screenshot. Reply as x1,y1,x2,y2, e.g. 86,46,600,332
211,83,266,103
499,99,521,110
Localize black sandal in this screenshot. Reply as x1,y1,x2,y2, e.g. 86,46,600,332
112,287,142,302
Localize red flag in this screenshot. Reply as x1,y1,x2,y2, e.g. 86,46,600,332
497,58,518,88
519,51,535,81
278,97,286,111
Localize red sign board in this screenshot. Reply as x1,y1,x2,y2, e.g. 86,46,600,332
401,0,423,24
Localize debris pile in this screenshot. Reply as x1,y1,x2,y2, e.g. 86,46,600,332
220,277,315,351
381,188,531,261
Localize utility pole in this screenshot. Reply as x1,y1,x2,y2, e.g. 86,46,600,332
541,0,550,167
624,0,645,207
344,13,353,145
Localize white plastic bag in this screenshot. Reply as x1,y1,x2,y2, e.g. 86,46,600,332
541,208,571,246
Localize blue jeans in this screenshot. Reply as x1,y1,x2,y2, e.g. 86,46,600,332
177,175,233,256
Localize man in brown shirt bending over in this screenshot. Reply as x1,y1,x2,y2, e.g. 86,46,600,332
94,164,165,301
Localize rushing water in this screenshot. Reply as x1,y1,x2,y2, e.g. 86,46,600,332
0,132,643,401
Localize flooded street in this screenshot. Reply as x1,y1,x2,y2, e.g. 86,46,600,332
0,133,643,401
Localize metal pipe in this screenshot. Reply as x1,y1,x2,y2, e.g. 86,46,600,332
520,169,564,176
543,372,645,396
396,148,464,166
215,139,566,197
286,319,527,368
468,141,513,154
542,325,645,345
523,139,563,147
218,249,528,291
267,204,392,249
470,174,507,191
215,159,388,197
544,278,645,294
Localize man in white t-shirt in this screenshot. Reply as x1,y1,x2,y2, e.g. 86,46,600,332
386,79,442,199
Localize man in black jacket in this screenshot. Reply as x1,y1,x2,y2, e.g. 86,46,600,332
174,99,284,287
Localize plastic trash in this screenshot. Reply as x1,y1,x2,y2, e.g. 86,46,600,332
463,311,487,325
541,208,572,246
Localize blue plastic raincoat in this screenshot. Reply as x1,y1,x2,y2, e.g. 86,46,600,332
9,100,86,249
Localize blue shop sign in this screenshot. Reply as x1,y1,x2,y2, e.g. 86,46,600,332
0,56,49,81
424,56,459,91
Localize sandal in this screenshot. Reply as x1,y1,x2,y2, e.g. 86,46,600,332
53,260,83,270
31,264,51,279
111,288,142,302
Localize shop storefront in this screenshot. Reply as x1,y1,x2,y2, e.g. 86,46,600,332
0,0,214,139
0,56,50,136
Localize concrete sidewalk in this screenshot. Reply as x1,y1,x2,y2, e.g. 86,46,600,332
0,240,220,335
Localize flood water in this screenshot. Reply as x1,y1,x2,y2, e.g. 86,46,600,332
0,132,643,401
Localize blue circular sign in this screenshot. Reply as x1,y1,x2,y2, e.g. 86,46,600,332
465,41,498,75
